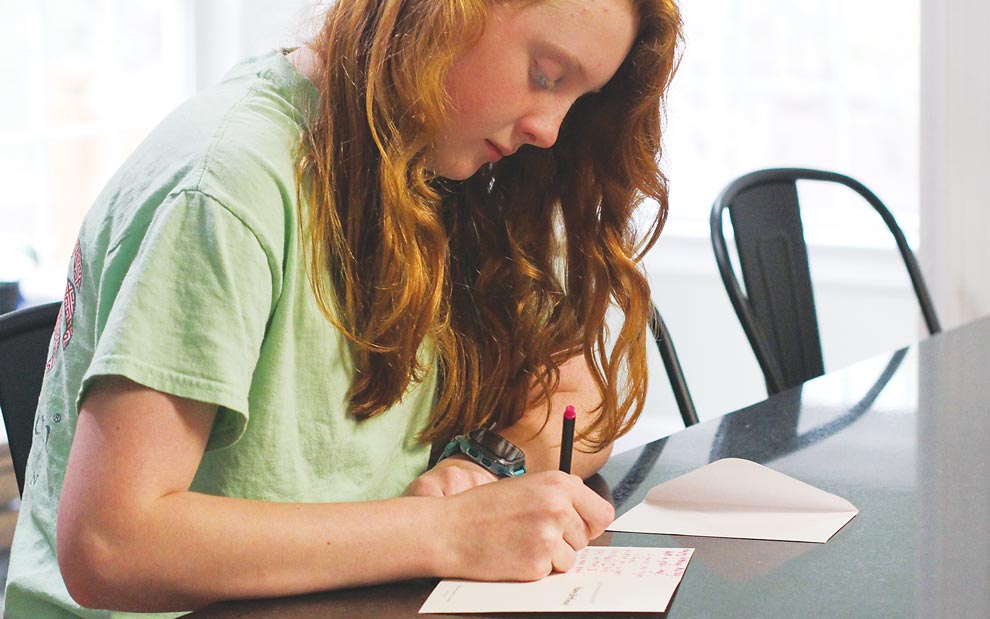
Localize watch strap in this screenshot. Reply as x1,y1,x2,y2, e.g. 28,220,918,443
439,433,526,478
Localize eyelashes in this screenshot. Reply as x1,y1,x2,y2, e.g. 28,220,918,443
530,63,560,90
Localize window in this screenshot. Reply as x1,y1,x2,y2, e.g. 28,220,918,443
659,0,920,246
0,0,193,304
638,1,924,426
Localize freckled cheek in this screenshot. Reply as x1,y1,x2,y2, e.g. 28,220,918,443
450,71,523,126
447,84,499,126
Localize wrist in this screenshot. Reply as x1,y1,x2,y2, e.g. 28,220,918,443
434,454,498,481
412,493,472,578
400,495,458,577
438,428,527,478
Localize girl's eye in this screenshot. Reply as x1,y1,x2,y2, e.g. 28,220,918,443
530,63,559,91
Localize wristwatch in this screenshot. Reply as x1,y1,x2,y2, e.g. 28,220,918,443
439,428,527,478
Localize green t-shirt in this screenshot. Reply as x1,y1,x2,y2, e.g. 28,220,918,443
4,50,435,619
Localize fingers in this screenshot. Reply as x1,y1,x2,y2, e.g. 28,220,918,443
403,457,497,497
527,472,614,575
563,473,615,540
440,470,614,582
403,477,443,497
559,506,590,554
551,538,578,574
551,473,612,571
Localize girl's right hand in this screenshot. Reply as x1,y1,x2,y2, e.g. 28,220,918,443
437,470,614,581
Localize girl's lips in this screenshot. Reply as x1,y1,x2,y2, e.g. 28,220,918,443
485,140,504,162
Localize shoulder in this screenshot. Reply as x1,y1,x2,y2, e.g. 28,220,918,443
192,51,317,241
93,51,318,266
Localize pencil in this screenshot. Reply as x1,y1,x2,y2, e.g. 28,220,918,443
559,405,576,474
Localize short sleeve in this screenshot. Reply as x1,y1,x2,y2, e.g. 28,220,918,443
81,189,279,450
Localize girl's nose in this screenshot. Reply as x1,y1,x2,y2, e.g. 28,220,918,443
517,104,567,149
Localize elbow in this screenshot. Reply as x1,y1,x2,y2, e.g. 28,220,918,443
572,436,613,480
580,442,613,479
60,560,108,610
596,441,614,468
57,510,131,609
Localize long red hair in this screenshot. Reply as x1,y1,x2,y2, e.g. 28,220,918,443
298,0,682,448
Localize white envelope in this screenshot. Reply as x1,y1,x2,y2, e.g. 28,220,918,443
607,458,858,543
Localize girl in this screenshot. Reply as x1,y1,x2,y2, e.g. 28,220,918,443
4,0,681,616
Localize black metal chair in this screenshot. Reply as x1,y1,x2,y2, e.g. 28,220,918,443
710,168,941,395
649,303,699,427
0,301,62,495
1,281,20,314
607,305,698,510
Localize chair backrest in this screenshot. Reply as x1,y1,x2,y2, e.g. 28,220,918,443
649,303,699,427
710,168,941,395
0,301,62,495
1,281,20,314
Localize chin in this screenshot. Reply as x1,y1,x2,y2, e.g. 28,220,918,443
431,154,487,182
438,167,482,182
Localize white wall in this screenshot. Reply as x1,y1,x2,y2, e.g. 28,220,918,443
921,0,990,328
190,0,321,91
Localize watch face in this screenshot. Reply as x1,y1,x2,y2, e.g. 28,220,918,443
468,428,524,464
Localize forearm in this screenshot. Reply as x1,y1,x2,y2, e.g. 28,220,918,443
497,391,612,479
60,377,616,613
494,354,613,478
60,491,446,612
62,472,620,613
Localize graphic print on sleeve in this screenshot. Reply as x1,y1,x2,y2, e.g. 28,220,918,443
46,239,82,373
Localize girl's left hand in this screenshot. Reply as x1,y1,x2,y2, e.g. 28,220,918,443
404,456,498,497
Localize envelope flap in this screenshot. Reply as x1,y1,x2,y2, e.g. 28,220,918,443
644,458,858,514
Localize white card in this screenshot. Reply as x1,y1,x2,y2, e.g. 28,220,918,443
419,546,693,614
